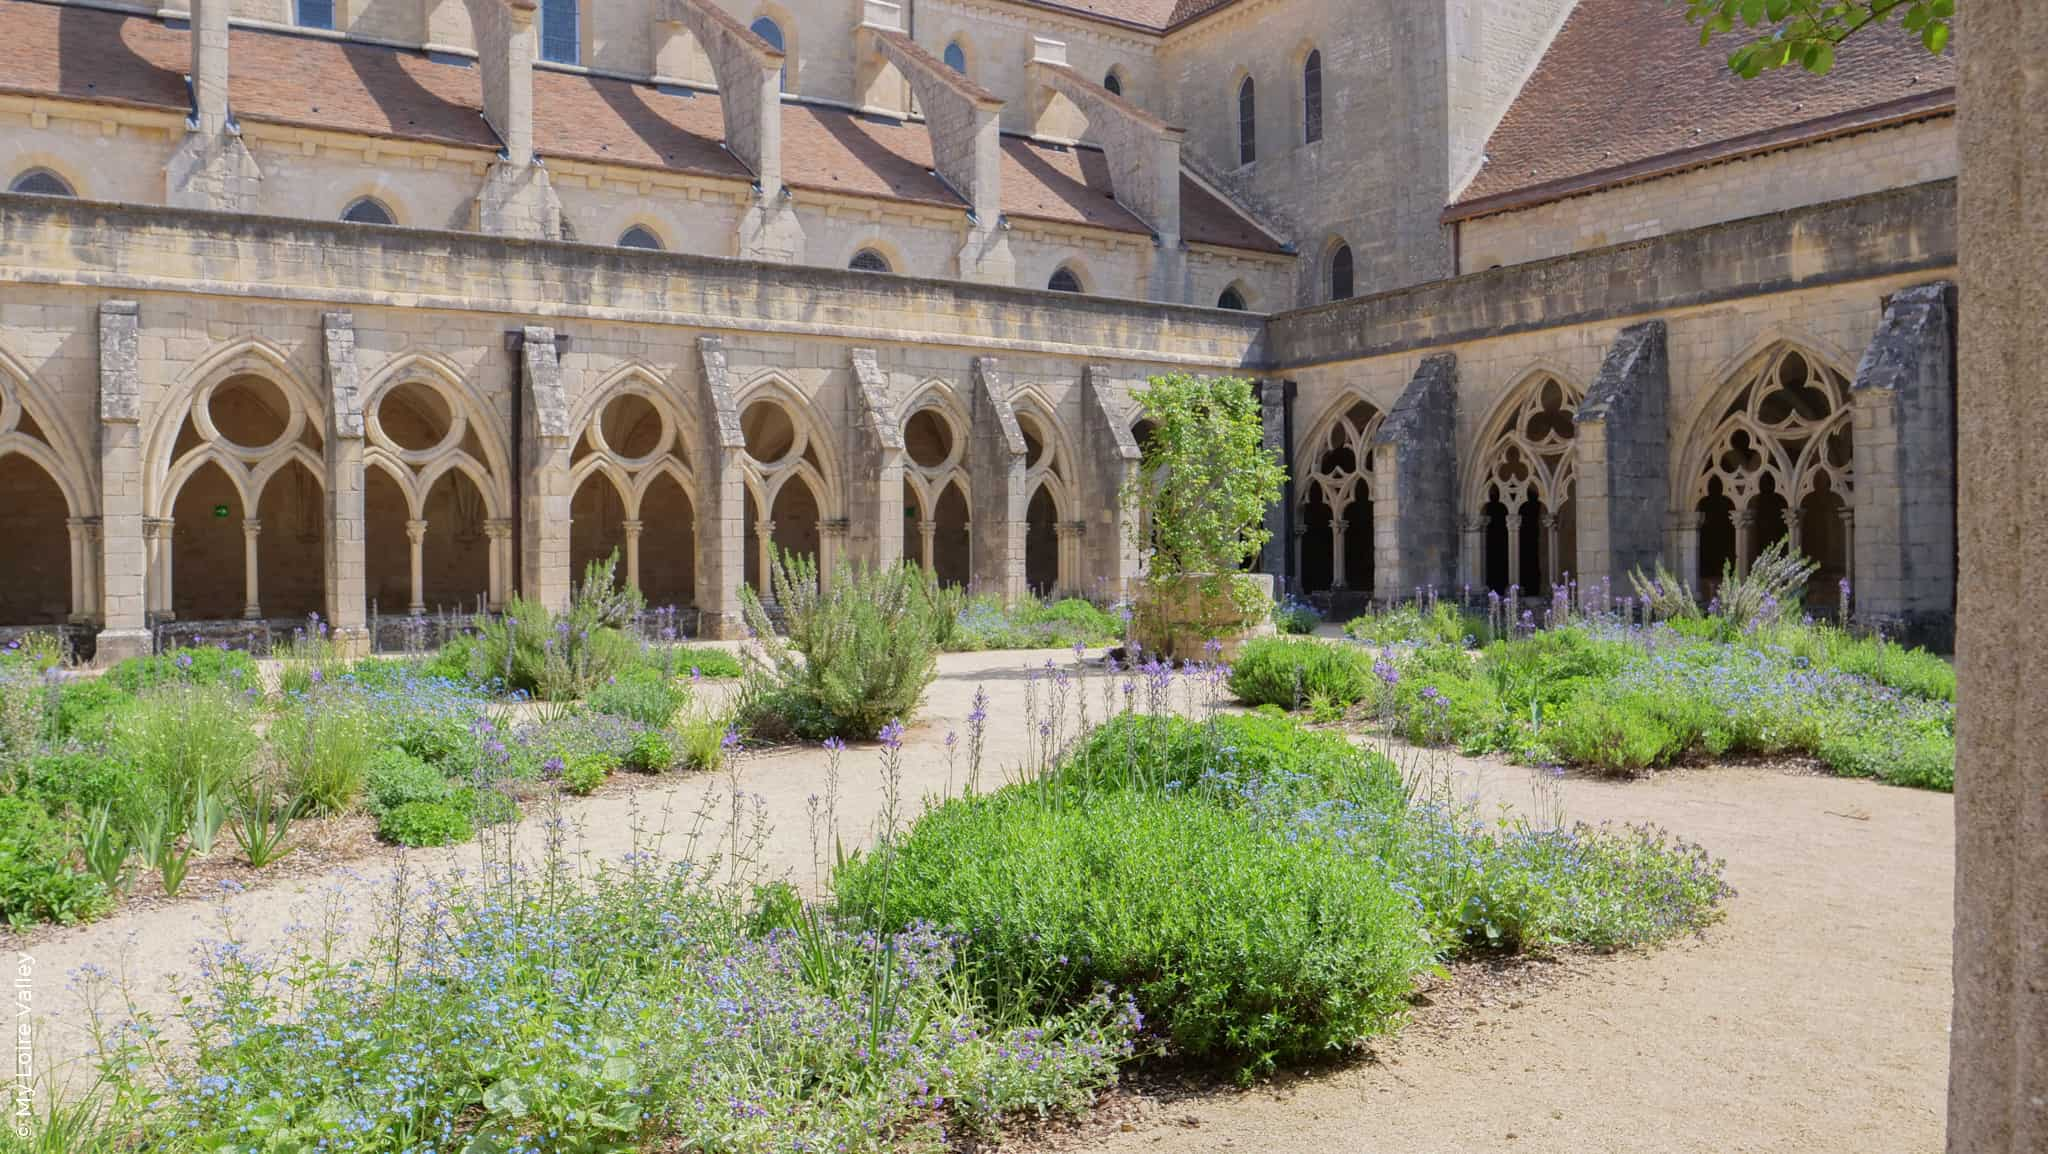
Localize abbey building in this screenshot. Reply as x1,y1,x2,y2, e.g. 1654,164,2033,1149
0,0,1957,655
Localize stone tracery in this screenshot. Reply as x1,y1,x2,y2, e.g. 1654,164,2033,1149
1296,396,1380,597
736,377,839,596
1470,373,1581,597
900,385,972,588
0,363,87,626
568,371,698,611
1687,345,1854,601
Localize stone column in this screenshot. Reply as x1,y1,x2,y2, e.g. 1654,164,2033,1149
95,301,151,662
969,357,1028,603
516,327,574,611
1950,7,2048,1150
404,520,428,615
1673,513,1701,594
1371,354,1459,605
484,519,512,610
241,519,263,619
1838,508,1856,593
1329,520,1348,590
1574,321,1670,595
1458,515,1484,592
1505,514,1522,591
757,520,777,601
1849,281,1957,645
1055,522,1084,596
1291,525,1305,587
917,520,938,572
322,312,369,653
1542,510,1560,593
1081,364,1144,599
621,519,645,591
819,520,849,587
144,518,174,620
1733,505,1754,579
1781,506,1802,553
845,349,906,571
692,338,749,638
65,518,90,623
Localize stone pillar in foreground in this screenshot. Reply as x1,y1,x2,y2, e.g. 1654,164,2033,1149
1949,5,2048,1151
693,337,749,638
516,327,573,611
1370,353,1458,605
1850,281,1957,647
969,357,1027,603
322,312,369,653
94,301,151,663
1574,320,1669,597
845,348,906,572
1080,363,1143,599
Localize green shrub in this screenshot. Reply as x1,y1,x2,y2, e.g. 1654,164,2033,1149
947,595,1125,651
1346,603,1483,647
738,551,940,741
586,666,685,727
1057,713,1404,813
51,678,133,742
1228,636,1372,710
104,646,259,694
624,728,676,773
1540,695,1685,774
836,790,1430,1074
12,749,154,826
116,684,261,803
1480,628,1631,717
559,751,618,795
676,711,730,772
364,749,451,815
460,554,648,699
270,687,381,815
376,800,474,847
1817,721,1955,790
668,647,743,679
451,785,520,827
0,797,106,927
1273,599,1321,636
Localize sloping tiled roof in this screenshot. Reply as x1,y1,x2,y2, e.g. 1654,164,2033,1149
1452,0,1956,218
0,0,1281,254
1008,0,1236,31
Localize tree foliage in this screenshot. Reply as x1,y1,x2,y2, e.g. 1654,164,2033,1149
1676,0,1953,77
1125,373,1285,586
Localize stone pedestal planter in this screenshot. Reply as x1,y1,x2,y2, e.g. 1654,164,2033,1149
1131,573,1275,661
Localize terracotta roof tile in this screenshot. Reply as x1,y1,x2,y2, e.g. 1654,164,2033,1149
530,71,751,180
1454,0,1955,215
0,0,497,147
0,0,1281,254
1012,0,1236,31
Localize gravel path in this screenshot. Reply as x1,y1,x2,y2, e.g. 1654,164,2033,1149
8,648,1953,1153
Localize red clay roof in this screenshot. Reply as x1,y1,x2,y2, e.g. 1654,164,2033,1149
0,0,1279,253
1453,0,1956,217
1008,0,1236,31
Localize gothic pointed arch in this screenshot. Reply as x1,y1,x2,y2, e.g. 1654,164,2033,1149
0,360,84,624
1295,393,1382,595
1468,368,1584,596
1685,340,1854,597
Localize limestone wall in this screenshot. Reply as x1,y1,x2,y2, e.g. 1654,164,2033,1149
1456,116,1959,272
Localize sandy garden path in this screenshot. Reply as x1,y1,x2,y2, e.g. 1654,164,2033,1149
9,648,1954,1154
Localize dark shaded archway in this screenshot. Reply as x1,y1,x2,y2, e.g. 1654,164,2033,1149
570,472,629,587
171,460,245,620
1025,485,1059,596
420,470,490,611
638,474,696,610
0,454,70,624
255,459,325,621
364,465,411,616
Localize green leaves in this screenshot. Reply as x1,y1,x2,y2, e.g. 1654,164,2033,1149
1676,0,1953,77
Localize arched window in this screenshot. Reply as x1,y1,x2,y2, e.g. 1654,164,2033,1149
341,197,396,226
1048,266,1083,294
540,0,579,64
849,248,892,273
8,169,73,197
1303,49,1323,144
1103,69,1123,96
943,40,968,75
750,17,788,90
618,225,663,250
1329,242,1354,301
1237,75,1257,166
1217,285,1248,311
296,0,334,29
